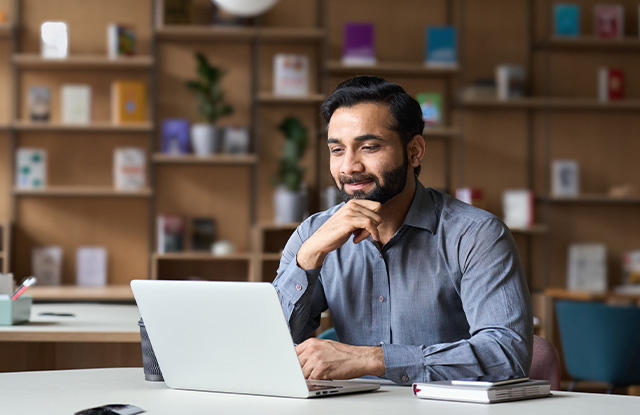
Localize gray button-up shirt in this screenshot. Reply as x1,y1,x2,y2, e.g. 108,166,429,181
273,182,533,385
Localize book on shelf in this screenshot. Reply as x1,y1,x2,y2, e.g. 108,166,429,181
413,379,551,404
32,246,63,286
107,23,136,58
161,118,191,155
40,21,68,58
15,148,47,189
598,68,624,102
273,53,310,96
61,84,92,124
594,4,624,38
111,80,147,124
460,78,497,100
553,3,580,37
551,159,579,196
424,26,457,68
223,126,250,154
455,187,484,209
191,217,216,251
76,246,108,286
157,215,185,254
113,147,146,191
28,86,51,122
567,243,607,293
416,92,442,128
622,250,640,286
502,189,534,229
342,22,376,66
496,64,526,100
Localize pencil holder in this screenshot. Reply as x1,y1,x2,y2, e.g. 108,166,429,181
0,295,32,326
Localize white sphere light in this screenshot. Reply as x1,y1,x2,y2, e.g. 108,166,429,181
212,0,279,17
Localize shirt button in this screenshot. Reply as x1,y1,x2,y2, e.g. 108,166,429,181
295,283,302,291
378,295,385,303
379,341,385,345
402,374,409,383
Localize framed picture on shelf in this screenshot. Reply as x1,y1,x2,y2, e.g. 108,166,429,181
552,159,579,197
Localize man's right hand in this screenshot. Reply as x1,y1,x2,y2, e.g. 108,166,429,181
296,199,382,270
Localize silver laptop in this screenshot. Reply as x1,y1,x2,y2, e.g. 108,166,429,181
130,279,380,398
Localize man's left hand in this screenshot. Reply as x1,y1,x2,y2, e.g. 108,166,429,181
295,338,385,380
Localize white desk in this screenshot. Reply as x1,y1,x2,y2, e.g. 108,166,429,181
0,304,141,372
0,368,638,415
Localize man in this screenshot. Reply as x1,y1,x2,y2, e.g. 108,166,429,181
272,76,533,385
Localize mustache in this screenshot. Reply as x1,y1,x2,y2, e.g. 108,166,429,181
339,174,378,185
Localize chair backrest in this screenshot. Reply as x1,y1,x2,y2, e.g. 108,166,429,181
317,327,338,341
530,334,561,390
555,300,640,387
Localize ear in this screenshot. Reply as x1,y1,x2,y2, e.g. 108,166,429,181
407,134,426,169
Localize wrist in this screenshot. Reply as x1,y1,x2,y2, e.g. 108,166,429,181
296,240,326,270
364,346,385,377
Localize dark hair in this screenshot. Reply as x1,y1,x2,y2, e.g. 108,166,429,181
321,75,424,176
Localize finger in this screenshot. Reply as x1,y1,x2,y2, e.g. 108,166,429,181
349,199,382,213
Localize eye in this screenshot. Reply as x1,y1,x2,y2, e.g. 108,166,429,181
362,145,379,151
329,147,344,155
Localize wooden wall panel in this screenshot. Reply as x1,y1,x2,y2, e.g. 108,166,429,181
0,133,9,220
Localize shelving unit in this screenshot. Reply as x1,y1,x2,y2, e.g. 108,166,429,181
0,221,10,273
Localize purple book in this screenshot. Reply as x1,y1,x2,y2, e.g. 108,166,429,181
342,22,376,65
161,118,190,154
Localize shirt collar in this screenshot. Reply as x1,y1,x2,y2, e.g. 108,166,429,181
402,179,439,234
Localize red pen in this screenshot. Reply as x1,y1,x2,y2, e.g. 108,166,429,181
11,276,37,301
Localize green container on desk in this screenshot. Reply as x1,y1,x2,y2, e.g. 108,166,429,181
0,295,32,325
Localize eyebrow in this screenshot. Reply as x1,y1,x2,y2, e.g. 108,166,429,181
327,134,385,144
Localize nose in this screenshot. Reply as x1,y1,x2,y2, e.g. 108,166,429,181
340,148,364,176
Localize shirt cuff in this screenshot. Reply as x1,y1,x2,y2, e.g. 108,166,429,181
381,343,425,385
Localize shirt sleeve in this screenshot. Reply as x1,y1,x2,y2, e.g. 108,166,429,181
272,223,328,344
382,218,533,385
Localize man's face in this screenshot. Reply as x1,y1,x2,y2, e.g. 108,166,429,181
327,103,409,204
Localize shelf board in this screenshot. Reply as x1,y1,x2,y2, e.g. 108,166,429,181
327,61,460,76
13,186,153,198
257,27,325,42
12,54,154,69
422,127,460,139
461,96,546,109
462,97,640,111
260,253,283,261
153,153,258,165
152,252,252,261
156,25,256,41
12,121,153,132
256,222,300,232
257,92,325,104
542,36,640,52
509,224,548,235
28,285,134,302
543,194,640,204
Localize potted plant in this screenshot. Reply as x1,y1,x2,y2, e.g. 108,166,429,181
273,116,308,224
185,52,233,155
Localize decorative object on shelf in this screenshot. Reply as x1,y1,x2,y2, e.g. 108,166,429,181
342,22,376,66
567,243,607,293
113,147,146,191
211,0,279,17
551,159,579,196
211,240,234,256
496,64,526,100
594,4,624,38
76,246,108,286
223,126,250,154
553,3,580,37
424,26,457,68
107,23,136,58
28,86,51,122
61,84,91,124
191,218,216,251
15,148,47,189
322,185,340,211
157,215,185,254
40,21,68,58
622,250,640,286
273,116,308,224
598,67,624,102
502,189,534,229
111,80,147,124
31,246,63,286
460,78,497,99
455,187,484,209
273,53,310,96
416,92,442,128
161,118,191,155
185,52,234,156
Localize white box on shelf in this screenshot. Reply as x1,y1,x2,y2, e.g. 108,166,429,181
76,246,108,286
113,147,146,191
551,159,579,196
31,246,63,286
40,21,68,59
567,243,607,293
15,148,47,189
502,189,534,229
61,84,92,124
496,64,526,100
273,54,309,96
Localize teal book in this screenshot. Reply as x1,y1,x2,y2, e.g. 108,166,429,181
424,26,457,67
554,3,580,36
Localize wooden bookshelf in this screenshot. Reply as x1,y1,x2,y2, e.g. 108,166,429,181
28,285,135,302
327,61,460,76
12,121,154,132
152,153,258,165
541,36,640,52
509,224,548,235
0,23,12,38
256,92,326,104
13,186,153,198
12,54,154,69
257,27,325,42
155,25,257,41
543,195,640,205
0,220,9,274
422,127,460,139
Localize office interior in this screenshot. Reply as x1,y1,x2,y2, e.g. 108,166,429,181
0,0,639,396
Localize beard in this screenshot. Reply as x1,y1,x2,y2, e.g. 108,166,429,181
338,157,409,204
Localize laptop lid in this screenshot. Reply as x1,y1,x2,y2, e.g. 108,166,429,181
130,280,379,398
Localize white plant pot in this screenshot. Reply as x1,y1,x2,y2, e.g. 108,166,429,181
190,123,221,156
274,186,307,224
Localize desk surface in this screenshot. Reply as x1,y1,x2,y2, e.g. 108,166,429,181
28,285,135,302
0,303,140,342
0,368,638,415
